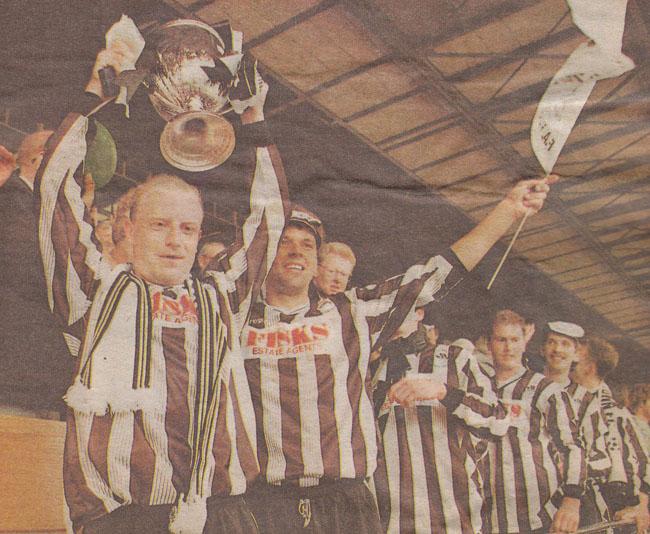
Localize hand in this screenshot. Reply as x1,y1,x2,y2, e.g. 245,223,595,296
615,502,650,534
86,36,143,97
504,174,559,218
551,497,579,533
0,145,16,187
239,76,269,124
388,376,447,408
395,317,420,339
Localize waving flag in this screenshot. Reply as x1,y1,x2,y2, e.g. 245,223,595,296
531,0,635,174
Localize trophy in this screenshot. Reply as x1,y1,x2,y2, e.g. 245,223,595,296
90,16,260,172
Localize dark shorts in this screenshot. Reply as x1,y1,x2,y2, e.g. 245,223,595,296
245,479,381,534
82,495,258,534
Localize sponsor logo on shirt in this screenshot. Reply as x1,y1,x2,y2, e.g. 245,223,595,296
245,323,330,357
151,291,198,324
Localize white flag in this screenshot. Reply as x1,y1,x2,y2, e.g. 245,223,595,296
531,0,634,174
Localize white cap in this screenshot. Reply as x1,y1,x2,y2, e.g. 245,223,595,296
547,321,584,339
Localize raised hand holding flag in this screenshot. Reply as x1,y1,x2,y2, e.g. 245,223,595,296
488,0,635,288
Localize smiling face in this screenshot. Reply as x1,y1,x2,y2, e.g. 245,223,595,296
543,332,578,376
266,224,318,297
490,322,527,375
129,183,203,287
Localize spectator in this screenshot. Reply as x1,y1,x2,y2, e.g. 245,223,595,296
196,239,226,274
0,131,73,418
314,241,356,296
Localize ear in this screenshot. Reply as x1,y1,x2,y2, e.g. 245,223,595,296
524,323,535,343
123,217,135,240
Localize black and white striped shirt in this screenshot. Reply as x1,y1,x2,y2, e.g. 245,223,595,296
487,369,586,533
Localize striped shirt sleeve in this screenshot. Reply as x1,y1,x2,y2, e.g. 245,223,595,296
355,250,467,350
203,122,289,338
34,113,103,326
577,390,611,480
544,387,586,498
620,408,650,497
441,347,512,438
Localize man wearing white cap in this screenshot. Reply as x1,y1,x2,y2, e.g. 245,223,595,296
542,321,610,528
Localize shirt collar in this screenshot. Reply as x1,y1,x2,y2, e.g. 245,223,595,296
18,174,34,191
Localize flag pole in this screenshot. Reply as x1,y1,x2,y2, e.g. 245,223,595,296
487,210,530,291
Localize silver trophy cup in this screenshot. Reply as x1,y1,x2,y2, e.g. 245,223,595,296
147,19,246,171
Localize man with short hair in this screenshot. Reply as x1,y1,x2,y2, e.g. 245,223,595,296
29,58,289,532
373,310,512,534
0,130,74,417
572,337,650,533
241,178,554,533
541,321,611,527
487,310,585,534
314,241,356,296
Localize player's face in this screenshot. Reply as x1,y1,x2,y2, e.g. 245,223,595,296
130,187,202,287
267,225,318,295
315,254,353,296
489,323,527,374
543,332,578,375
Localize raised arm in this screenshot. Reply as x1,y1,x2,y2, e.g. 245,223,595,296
360,177,555,351
451,176,556,271
203,81,290,334
34,114,102,326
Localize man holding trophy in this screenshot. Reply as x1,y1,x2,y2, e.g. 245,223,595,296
0,13,564,534
28,17,288,534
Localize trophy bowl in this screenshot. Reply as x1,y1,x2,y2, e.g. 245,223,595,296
148,19,238,171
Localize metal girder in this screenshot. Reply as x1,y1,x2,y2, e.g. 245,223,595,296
444,27,578,83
